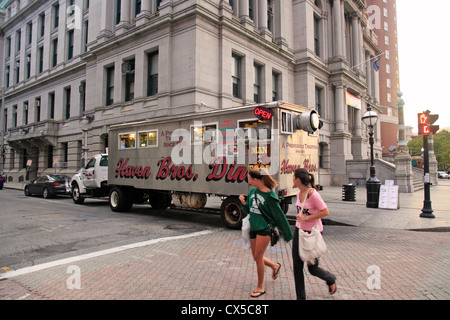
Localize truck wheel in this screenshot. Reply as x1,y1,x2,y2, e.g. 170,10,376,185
72,183,85,204
109,187,133,212
220,197,243,229
149,191,172,210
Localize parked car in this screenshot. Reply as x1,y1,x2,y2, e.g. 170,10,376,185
0,174,4,190
438,171,449,179
24,175,72,198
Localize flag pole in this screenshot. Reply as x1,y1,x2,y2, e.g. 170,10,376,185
351,52,384,70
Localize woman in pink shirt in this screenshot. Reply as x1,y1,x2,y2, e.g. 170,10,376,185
292,168,337,300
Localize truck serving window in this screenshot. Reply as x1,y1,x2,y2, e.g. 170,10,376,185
119,133,136,149
237,120,271,140
191,124,217,144
139,130,158,148
280,110,293,134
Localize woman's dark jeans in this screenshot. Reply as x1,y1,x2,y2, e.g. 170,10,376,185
292,227,336,300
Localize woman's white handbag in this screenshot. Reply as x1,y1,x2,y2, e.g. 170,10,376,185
299,225,328,264
241,215,251,249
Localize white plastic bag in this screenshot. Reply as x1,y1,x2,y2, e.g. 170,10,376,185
241,215,251,249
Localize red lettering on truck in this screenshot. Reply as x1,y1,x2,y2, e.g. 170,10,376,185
156,157,198,181
206,158,248,183
115,158,151,179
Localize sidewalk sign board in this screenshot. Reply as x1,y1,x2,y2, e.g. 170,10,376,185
379,180,399,210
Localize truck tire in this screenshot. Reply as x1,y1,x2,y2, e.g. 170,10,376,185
109,187,133,212
149,191,172,210
220,196,243,229
72,182,85,204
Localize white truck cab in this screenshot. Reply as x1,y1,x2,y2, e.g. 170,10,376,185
71,153,109,204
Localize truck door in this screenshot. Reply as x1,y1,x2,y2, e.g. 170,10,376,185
83,157,97,188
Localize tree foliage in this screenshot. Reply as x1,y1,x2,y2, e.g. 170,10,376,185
408,130,450,170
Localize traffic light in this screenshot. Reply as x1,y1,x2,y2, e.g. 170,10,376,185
427,114,439,135
418,111,439,135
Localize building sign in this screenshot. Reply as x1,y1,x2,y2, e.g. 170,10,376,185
346,92,361,109
254,106,273,121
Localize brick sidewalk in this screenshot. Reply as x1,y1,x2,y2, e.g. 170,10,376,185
1,226,449,300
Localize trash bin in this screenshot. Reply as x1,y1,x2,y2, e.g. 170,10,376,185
342,184,356,201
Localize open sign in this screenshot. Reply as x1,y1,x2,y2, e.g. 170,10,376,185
254,106,273,121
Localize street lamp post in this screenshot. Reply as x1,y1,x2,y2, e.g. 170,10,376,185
362,104,381,208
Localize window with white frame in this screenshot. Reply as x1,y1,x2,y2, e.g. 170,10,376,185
280,110,293,134
139,130,158,148
119,132,136,149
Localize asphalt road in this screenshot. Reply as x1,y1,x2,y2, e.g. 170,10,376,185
0,188,224,273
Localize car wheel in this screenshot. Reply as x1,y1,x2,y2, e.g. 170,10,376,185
24,186,31,196
43,187,51,199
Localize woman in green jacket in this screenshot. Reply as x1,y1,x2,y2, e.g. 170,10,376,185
239,167,293,298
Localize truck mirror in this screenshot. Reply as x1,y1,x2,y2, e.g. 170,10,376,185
295,110,320,134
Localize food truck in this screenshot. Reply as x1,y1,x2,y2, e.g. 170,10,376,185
95,101,320,229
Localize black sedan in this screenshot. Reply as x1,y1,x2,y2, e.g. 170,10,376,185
24,175,72,198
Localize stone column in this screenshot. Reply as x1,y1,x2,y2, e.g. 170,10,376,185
351,102,363,160
239,0,253,28
394,92,413,192
332,0,343,57
351,13,361,71
331,83,353,185
120,0,131,24
340,0,346,58
334,84,345,132
258,0,271,40
98,0,114,42
136,0,152,26
273,0,288,50
365,52,372,96
116,0,131,34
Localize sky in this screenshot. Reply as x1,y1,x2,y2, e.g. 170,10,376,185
396,0,450,133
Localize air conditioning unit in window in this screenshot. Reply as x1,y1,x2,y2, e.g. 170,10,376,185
122,61,135,75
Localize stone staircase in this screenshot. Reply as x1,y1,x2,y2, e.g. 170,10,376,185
412,167,424,192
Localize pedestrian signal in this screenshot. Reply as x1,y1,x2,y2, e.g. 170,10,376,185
418,111,439,135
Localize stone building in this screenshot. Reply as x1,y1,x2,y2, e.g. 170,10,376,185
367,0,400,159
0,0,382,186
